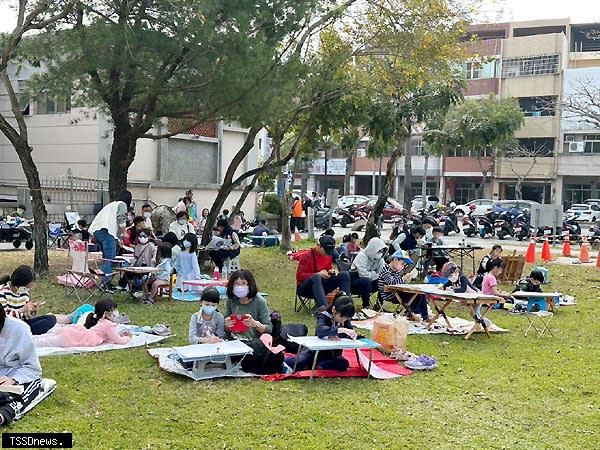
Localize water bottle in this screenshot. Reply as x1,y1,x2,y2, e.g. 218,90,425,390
222,265,228,281
213,267,219,281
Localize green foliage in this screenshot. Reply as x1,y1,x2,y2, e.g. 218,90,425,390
258,193,283,216
436,95,525,154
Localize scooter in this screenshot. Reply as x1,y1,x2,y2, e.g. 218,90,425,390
462,213,477,237
439,210,460,236
512,212,531,241
562,216,581,242
338,207,356,228
478,212,496,238
314,206,337,230
493,211,514,240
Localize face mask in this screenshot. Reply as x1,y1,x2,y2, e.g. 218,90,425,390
374,252,384,260
202,305,217,315
178,219,187,225
17,286,29,295
143,212,152,219
448,272,459,283
182,240,192,248
138,236,149,244
233,285,249,299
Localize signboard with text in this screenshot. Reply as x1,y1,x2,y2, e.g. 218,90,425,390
311,158,346,175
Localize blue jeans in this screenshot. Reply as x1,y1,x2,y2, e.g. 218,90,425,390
297,271,351,308
94,228,116,283
25,315,57,335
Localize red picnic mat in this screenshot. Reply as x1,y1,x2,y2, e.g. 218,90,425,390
262,348,412,381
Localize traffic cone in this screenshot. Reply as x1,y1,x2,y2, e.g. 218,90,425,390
294,226,302,242
580,237,591,263
541,238,552,262
525,237,536,263
596,247,600,268
562,235,571,257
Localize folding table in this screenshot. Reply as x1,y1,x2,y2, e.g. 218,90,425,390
289,336,381,382
173,340,253,380
383,283,433,320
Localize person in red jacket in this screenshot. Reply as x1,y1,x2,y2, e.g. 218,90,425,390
296,235,351,311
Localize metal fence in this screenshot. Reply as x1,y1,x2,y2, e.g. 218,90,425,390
41,169,104,209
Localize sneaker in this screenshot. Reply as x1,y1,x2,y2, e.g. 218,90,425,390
100,283,116,294
113,313,131,325
404,355,438,370
133,291,144,299
114,285,128,292
140,298,154,305
151,324,171,336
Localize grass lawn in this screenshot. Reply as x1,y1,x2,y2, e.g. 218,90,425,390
2,243,599,449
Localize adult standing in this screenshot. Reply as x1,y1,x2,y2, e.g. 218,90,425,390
89,190,132,293
0,308,42,427
291,196,303,231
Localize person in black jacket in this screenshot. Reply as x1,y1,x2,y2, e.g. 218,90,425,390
513,269,544,293
284,294,356,372
442,262,479,293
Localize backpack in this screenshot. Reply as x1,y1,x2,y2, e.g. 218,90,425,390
279,323,309,354
241,338,285,375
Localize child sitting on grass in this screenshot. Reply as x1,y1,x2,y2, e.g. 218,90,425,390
285,293,357,372
188,288,225,344
32,299,132,348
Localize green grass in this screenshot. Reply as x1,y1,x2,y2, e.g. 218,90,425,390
3,245,600,449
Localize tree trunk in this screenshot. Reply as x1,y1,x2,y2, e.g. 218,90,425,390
344,150,354,195
476,155,489,199
515,178,523,200
421,152,429,210
108,111,136,201
364,135,408,245
403,141,413,211
300,159,310,196
279,173,292,252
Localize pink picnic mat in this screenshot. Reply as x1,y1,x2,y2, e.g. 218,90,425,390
262,348,412,381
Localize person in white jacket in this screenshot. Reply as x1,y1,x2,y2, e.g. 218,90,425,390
0,309,42,426
349,237,388,308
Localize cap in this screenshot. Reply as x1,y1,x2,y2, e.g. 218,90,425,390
391,250,413,264
441,262,458,278
319,235,336,255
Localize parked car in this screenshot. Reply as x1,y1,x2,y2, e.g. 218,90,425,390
411,195,439,212
566,203,600,222
357,197,403,221
337,195,369,209
490,200,540,217
454,199,494,217
584,198,600,207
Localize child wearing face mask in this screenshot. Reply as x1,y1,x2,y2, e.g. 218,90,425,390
175,233,201,291
188,288,225,344
0,266,57,335
32,299,132,348
132,229,157,267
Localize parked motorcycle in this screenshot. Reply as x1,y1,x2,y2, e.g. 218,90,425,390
439,210,460,236
314,207,337,230
512,212,531,241
478,211,497,238
338,207,356,228
562,216,581,242
462,213,477,237
493,211,514,240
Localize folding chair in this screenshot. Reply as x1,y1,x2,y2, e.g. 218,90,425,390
63,240,116,302
47,223,70,249
525,310,554,337
295,288,315,313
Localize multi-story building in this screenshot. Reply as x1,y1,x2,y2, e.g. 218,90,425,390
0,64,261,217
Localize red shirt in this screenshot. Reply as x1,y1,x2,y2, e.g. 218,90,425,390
295,248,333,285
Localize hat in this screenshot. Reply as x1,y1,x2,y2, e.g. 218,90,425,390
441,262,458,278
319,235,336,255
391,250,413,264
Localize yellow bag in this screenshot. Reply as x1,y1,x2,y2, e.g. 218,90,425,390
372,315,409,353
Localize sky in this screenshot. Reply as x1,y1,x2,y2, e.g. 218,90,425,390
0,0,598,33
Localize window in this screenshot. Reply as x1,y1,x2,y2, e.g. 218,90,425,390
464,62,482,79
454,183,480,204
411,183,437,198
409,138,425,156
36,94,72,115
16,80,30,115
501,54,559,77
584,135,600,153
447,147,492,157
516,138,554,156
518,96,556,117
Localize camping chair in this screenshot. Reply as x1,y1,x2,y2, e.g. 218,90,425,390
295,288,315,312
47,223,72,249
61,240,116,302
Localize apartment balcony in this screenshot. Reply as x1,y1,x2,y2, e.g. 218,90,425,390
557,153,600,176
515,116,559,138
501,75,561,98
395,155,441,177
443,156,493,177
495,156,555,179
502,32,567,59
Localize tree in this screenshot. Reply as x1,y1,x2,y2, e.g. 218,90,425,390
0,0,75,277
30,0,345,200
505,143,550,200
436,95,524,198
561,76,600,129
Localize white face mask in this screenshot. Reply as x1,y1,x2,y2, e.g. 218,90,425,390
178,219,186,225
138,236,149,244
143,211,152,219
448,272,460,283
17,286,29,295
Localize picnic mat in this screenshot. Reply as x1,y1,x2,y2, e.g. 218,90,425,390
352,314,508,336
35,325,170,357
14,378,57,421
148,348,255,381
262,349,412,381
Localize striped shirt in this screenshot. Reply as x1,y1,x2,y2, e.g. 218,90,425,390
0,282,31,320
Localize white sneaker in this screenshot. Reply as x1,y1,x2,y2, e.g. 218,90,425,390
133,291,144,299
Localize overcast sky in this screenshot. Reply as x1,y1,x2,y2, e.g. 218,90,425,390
0,0,598,33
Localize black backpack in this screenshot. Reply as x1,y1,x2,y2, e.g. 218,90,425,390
241,338,285,375
279,323,309,354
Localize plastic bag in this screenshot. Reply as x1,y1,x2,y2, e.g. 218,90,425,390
372,315,409,353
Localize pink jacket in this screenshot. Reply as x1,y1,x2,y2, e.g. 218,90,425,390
55,319,130,347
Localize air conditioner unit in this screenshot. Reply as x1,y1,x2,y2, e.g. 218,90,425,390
569,142,585,152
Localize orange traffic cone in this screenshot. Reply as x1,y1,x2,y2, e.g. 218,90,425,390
525,237,536,263
294,226,302,242
541,238,552,262
562,235,571,257
596,247,600,268
580,237,591,263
